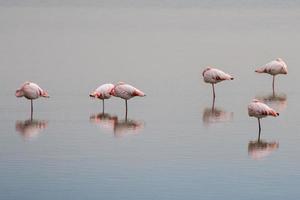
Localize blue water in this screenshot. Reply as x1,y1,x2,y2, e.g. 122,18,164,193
0,1,300,200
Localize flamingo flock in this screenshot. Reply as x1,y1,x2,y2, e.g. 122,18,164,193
202,58,287,133
16,58,287,138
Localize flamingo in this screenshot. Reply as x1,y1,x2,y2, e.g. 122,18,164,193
110,82,146,118
15,82,49,119
248,99,279,134
202,67,234,99
255,58,288,94
89,83,114,112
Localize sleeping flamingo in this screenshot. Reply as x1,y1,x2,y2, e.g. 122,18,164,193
110,82,146,119
15,81,49,119
89,83,114,113
255,58,288,94
202,67,234,99
248,99,279,134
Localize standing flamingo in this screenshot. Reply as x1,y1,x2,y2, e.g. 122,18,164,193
202,67,234,99
89,83,114,113
15,82,49,119
255,58,288,94
248,99,279,134
110,82,146,119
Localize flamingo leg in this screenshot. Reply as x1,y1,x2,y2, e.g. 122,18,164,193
125,99,128,121
272,75,275,95
30,99,33,121
212,83,216,100
211,96,216,111
258,118,261,136
102,99,105,114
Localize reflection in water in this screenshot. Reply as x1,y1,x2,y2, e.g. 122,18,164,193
90,113,144,137
15,119,48,140
90,113,117,132
248,131,279,160
255,93,287,112
113,119,144,137
248,140,279,160
202,99,233,126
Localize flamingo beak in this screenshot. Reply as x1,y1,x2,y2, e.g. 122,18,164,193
90,92,101,98
42,91,50,98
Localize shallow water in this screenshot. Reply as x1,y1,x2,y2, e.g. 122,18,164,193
0,1,300,200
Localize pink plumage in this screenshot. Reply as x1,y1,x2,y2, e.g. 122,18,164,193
255,58,288,75
248,99,279,118
15,81,49,118
202,67,234,99
16,82,49,99
89,83,115,112
255,58,288,93
89,83,114,99
203,67,234,84
110,82,146,118
110,82,146,100
248,99,279,133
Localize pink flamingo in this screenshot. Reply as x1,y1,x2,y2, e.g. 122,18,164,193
89,83,114,112
15,82,49,119
255,58,288,94
110,82,146,118
248,99,279,134
202,67,234,99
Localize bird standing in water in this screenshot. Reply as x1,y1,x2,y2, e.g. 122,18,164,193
15,82,49,119
248,99,279,135
110,82,146,119
255,58,288,94
89,83,115,113
202,67,234,100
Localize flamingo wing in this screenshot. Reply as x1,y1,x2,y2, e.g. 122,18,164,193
248,100,279,117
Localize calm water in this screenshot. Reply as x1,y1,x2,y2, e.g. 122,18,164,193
1,1,300,199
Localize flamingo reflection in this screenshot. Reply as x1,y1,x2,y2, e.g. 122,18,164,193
248,128,279,160
255,93,287,112
89,113,118,132
90,113,144,137
15,119,48,140
202,98,233,126
113,119,144,137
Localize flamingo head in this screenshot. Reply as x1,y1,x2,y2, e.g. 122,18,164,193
15,89,24,97
133,89,146,97
89,91,100,98
202,67,212,77
281,66,288,74
109,88,116,96
41,91,50,98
